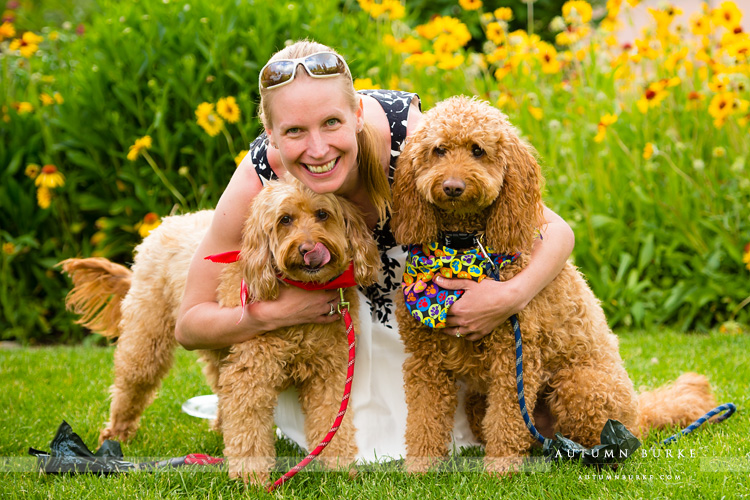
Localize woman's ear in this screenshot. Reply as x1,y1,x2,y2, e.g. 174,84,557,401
265,128,277,149
391,136,439,245
485,131,544,254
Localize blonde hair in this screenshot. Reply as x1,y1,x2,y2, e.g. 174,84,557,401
259,40,391,224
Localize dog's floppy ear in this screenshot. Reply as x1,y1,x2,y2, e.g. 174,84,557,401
391,135,439,245
239,200,280,302
485,128,545,254
340,198,380,287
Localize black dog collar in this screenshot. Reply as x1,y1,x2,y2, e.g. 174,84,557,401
439,231,481,250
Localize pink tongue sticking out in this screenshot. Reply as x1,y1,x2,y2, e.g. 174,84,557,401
303,242,331,268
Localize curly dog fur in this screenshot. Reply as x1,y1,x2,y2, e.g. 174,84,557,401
391,96,718,473
60,176,379,484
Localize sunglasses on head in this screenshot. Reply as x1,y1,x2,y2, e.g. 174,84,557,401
259,51,351,90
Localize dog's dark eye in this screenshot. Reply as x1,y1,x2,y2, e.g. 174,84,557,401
279,215,292,226
471,145,485,158
315,210,329,221
434,146,447,157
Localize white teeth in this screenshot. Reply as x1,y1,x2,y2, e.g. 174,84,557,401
305,158,336,173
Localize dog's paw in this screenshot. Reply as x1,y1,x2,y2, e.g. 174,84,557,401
404,456,443,474
484,456,524,476
227,457,273,487
99,424,136,445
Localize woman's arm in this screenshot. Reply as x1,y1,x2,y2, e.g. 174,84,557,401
436,204,575,341
174,158,340,351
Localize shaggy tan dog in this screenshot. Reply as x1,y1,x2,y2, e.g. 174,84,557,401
61,176,379,484
391,96,718,473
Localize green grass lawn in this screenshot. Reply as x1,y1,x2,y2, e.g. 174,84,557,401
1,329,748,499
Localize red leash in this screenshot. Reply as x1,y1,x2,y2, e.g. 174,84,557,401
267,289,355,492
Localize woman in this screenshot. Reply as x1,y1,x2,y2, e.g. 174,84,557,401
175,40,575,460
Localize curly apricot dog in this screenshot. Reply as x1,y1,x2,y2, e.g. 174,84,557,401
61,176,379,484
391,96,717,473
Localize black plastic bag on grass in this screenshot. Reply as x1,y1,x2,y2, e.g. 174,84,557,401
542,419,641,469
28,421,223,474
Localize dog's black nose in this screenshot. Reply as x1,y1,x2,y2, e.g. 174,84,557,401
443,178,465,198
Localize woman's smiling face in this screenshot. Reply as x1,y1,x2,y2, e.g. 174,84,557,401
265,71,364,197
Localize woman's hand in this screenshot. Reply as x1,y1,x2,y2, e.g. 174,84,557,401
436,275,528,341
244,284,342,333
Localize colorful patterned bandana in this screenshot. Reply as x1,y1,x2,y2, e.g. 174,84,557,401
402,242,519,328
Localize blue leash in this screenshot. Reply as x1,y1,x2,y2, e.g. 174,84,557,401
510,314,737,447
511,315,547,445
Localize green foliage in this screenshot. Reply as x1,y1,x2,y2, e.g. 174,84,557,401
1,0,749,342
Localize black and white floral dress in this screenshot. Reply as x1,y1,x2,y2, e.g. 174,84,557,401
250,90,479,461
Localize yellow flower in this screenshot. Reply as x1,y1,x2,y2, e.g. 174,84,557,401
486,22,505,45
25,163,40,179
743,243,750,271
384,0,405,20
40,93,55,106
0,21,15,41
593,126,607,143
234,150,248,167
494,62,513,81
664,46,688,72
537,42,561,74
563,1,593,24
53,92,64,104
690,12,711,36
593,113,617,143
34,164,65,189
195,102,223,137
496,92,513,109
712,1,742,31
9,31,43,58
486,45,508,64
216,96,240,124
712,146,726,158
528,106,544,121
384,35,422,54
127,135,153,161
37,186,52,209
417,16,471,48
708,92,737,128
353,78,380,90
361,0,404,20
459,0,482,11
15,101,33,114
643,142,654,160
636,81,669,114
405,51,438,68
725,35,750,62
601,114,618,126
2,242,15,255
494,7,513,21
649,5,682,34
136,212,161,238
436,52,464,70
